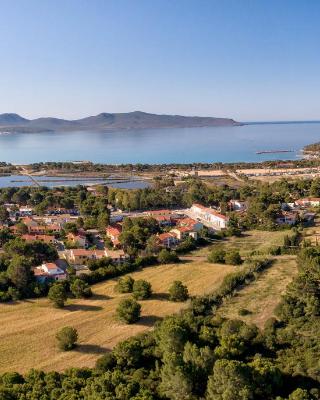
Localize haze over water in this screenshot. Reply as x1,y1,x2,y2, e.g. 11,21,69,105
1,122,320,164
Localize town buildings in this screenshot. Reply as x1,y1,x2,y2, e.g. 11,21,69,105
65,248,129,265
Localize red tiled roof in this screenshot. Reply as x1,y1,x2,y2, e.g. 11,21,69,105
178,217,198,226
106,225,122,236
296,197,320,203
95,250,107,257
45,262,58,270
154,215,171,222
106,249,126,258
158,232,175,240
22,234,53,243
71,249,93,256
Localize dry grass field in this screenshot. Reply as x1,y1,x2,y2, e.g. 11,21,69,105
217,255,297,329
193,229,289,258
302,216,320,245
0,259,235,374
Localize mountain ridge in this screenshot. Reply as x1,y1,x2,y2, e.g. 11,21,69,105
0,111,240,132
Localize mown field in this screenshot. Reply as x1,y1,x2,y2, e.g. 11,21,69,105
0,259,235,373
217,255,298,328
193,229,290,257
192,230,298,328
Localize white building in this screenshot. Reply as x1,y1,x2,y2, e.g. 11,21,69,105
33,262,67,282
295,198,320,207
228,200,247,212
189,203,229,230
276,212,298,226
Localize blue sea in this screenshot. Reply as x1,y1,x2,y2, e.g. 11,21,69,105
0,122,320,164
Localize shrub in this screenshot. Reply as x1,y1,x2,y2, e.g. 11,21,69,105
269,246,281,256
1,372,24,385
175,237,197,254
207,248,226,264
95,353,116,372
238,308,251,316
169,281,189,302
48,283,67,308
132,279,152,300
70,278,92,298
115,276,134,293
158,249,179,264
134,255,158,268
116,298,141,324
225,250,242,265
56,326,78,351
7,286,21,301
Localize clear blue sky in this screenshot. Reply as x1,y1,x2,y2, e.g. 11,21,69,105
1,0,320,121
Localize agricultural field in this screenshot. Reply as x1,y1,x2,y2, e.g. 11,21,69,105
0,259,235,374
217,255,298,329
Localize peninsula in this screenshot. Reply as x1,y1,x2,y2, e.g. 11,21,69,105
0,111,240,133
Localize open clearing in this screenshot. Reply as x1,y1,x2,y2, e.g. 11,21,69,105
193,229,289,257
217,255,297,329
0,259,235,373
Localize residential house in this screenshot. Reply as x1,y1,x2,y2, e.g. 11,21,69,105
177,217,203,232
67,231,88,248
276,211,298,226
21,217,61,234
33,261,67,283
295,198,320,207
228,200,247,212
157,232,179,248
144,210,174,227
66,249,96,264
66,248,128,265
21,234,55,245
281,202,297,211
106,224,122,247
18,207,33,217
105,249,129,264
170,226,198,241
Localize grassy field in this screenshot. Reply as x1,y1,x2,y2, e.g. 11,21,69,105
194,229,290,257
302,216,320,245
217,255,297,329
0,259,235,374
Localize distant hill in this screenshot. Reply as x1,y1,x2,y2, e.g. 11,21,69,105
0,113,29,126
0,111,240,132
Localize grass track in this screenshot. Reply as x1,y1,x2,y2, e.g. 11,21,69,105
217,255,297,329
